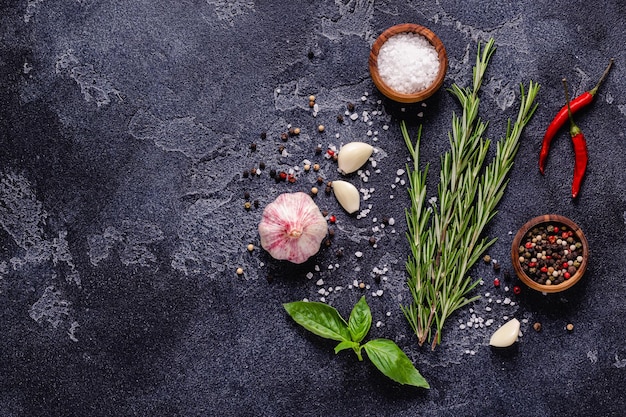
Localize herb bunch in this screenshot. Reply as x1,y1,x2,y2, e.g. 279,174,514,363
284,296,429,388
400,39,540,350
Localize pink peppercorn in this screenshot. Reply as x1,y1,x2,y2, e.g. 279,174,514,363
493,278,500,287
513,286,521,295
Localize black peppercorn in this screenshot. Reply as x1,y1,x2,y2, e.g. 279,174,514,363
244,191,250,199
269,169,276,178
259,161,266,170
260,131,267,140
369,236,376,246
253,200,259,208
337,114,344,123
242,170,249,178
278,145,285,153
250,142,257,151
281,132,288,141
315,145,322,155
347,102,355,112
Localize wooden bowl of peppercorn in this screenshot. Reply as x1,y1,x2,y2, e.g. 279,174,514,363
369,23,448,103
511,214,589,293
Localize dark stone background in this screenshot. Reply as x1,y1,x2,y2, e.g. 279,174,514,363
1,1,625,416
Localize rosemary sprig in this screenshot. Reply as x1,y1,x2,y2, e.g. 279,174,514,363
400,39,540,350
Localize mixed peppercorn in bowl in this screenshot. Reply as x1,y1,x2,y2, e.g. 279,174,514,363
511,215,589,293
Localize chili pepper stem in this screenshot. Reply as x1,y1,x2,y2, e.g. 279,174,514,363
563,78,582,137
589,58,614,96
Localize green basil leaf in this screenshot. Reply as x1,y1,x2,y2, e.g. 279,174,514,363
363,339,430,388
283,301,351,342
348,296,372,343
334,340,359,355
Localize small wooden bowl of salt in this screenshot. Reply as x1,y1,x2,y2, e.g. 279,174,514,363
369,23,448,103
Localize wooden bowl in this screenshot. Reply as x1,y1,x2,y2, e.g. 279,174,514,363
511,215,589,293
369,23,448,103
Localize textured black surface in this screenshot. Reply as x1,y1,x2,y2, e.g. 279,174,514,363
1,1,626,416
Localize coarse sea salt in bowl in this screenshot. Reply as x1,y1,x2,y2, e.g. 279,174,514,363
369,23,448,103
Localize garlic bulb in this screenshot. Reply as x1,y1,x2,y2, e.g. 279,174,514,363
337,142,374,174
489,318,520,347
258,192,328,264
331,180,360,214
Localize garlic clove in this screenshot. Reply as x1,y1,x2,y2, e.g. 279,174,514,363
332,180,360,214
258,192,328,264
489,318,521,347
337,142,374,175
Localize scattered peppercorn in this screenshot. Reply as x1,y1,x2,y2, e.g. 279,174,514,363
313,163,320,172
483,254,491,263
533,322,542,332
304,164,311,172
358,282,365,289
316,176,323,185
373,274,381,284
281,132,288,141
493,278,500,287
309,100,315,108
247,244,254,252
307,51,315,60
337,114,344,123
336,248,344,257
324,238,331,247
325,186,331,195
329,215,336,224
269,169,276,178
369,236,376,246
278,171,287,181
321,210,329,217
278,145,285,153
315,145,322,154
253,200,259,208
242,170,249,178
287,174,296,183
318,124,325,132
236,267,244,275
244,202,251,210
309,95,316,102
294,127,301,135
250,167,257,175
311,187,318,195
493,261,501,271
328,228,335,238
513,285,521,295
259,161,266,170
566,323,574,332
250,142,257,151
347,102,355,112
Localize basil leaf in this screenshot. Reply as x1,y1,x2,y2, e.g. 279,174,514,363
348,296,372,343
363,339,430,388
283,301,351,342
334,340,359,355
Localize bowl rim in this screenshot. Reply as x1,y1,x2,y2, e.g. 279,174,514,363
369,23,448,104
511,214,589,293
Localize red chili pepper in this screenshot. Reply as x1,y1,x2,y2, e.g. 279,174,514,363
563,78,588,199
539,59,613,174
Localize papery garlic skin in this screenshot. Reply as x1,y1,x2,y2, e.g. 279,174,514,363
338,142,374,174
332,180,360,214
258,192,327,264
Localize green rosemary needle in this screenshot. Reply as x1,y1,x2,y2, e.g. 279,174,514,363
400,39,540,350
